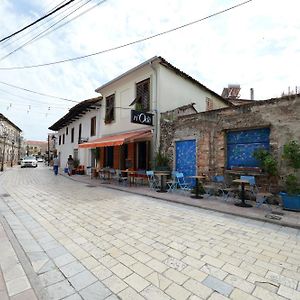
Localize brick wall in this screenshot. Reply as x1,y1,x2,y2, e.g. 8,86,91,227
160,95,300,185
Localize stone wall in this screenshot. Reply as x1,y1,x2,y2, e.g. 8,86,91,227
160,95,300,185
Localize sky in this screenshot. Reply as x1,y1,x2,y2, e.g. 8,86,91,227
0,0,299,140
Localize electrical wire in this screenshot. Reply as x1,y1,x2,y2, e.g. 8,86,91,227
0,81,79,103
0,0,100,62
0,0,75,43
1,0,85,49
0,0,253,71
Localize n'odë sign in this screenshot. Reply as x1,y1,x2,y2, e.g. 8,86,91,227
131,110,153,126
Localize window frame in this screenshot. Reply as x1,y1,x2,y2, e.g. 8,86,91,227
135,78,150,112
90,116,96,136
71,128,74,143
105,94,115,124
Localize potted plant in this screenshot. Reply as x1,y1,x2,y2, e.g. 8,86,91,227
280,140,300,211
154,151,170,171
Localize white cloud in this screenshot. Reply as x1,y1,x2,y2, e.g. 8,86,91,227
0,0,299,139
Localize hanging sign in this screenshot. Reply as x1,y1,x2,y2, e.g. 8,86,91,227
131,110,153,126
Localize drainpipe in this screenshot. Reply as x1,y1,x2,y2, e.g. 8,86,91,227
150,60,159,165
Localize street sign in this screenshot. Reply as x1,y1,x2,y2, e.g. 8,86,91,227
131,110,153,126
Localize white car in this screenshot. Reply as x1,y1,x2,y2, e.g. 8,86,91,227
37,157,44,162
21,156,38,168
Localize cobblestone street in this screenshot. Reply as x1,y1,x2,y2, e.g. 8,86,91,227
0,166,300,300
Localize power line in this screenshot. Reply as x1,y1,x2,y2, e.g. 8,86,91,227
0,81,79,103
0,0,253,71
0,0,103,62
0,0,84,49
0,0,75,43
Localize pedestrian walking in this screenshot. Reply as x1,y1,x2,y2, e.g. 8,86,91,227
67,155,74,176
53,156,59,175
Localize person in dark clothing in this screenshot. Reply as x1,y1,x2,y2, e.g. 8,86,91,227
67,155,74,176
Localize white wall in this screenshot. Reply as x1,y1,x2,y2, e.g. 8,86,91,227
56,109,100,168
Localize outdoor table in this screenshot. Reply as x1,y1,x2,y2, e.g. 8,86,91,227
188,175,206,199
154,171,170,193
232,179,253,207
121,170,136,186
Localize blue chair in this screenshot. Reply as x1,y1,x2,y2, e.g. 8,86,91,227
146,171,159,190
175,173,192,192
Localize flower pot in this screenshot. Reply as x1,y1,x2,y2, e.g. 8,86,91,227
280,192,300,212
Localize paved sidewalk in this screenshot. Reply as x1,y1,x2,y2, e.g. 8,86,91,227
60,172,300,230
0,218,38,300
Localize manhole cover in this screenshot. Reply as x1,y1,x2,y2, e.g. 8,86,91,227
0,193,10,197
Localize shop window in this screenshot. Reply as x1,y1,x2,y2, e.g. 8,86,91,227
71,128,74,143
91,117,96,136
132,79,150,112
105,94,115,124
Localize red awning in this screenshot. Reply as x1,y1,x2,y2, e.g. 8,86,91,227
78,129,152,149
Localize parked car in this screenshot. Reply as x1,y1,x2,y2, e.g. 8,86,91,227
37,157,44,162
21,156,38,168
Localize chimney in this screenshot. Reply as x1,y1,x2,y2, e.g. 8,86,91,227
250,88,254,100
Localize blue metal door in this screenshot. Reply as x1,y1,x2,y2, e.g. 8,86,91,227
175,140,196,185
227,128,270,169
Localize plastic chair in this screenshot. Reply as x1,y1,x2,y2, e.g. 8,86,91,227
146,171,159,190
175,173,192,192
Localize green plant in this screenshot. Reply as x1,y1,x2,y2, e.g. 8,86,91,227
253,148,278,176
154,152,169,168
282,140,300,195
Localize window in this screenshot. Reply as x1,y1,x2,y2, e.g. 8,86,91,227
78,124,82,143
135,78,150,111
63,134,65,144
105,146,114,167
105,94,115,124
66,127,68,135
91,117,96,136
71,128,74,143
59,135,61,145
206,97,213,111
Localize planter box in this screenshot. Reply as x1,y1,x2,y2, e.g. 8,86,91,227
280,192,300,212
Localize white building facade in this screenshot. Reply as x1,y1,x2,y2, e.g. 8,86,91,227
50,56,231,172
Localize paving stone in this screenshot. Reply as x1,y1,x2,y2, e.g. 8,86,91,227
6,276,31,297
265,270,298,289
63,293,83,300
164,257,187,271
68,270,97,291
60,261,86,278
38,269,65,287
45,280,75,300
224,274,254,294
3,263,25,282
147,259,168,273
141,284,171,300
146,272,172,291
183,278,213,299
91,264,112,280
10,288,38,300
0,290,9,300
79,281,111,300
164,268,189,285
202,275,233,297
103,275,128,294
230,288,259,300
222,263,249,279
124,273,150,292
278,285,300,300
165,282,191,300
130,262,154,277
53,253,76,268
201,264,228,280
252,286,287,300
118,287,145,300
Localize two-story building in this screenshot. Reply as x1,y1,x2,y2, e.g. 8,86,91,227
49,56,231,171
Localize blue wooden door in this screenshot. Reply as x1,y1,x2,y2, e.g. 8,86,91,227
175,140,196,185
227,128,270,169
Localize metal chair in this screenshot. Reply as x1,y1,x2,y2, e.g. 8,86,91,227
146,171,159,190
175,173,192,192
166,171,180,192
135,170,146,186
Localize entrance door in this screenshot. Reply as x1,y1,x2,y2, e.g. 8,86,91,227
137,141,147,170
175,140,196,184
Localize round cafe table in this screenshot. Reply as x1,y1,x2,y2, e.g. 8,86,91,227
232,179,253,207
188,175,206,199
154,171,170,193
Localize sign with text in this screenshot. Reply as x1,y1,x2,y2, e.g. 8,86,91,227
131,110,153,126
